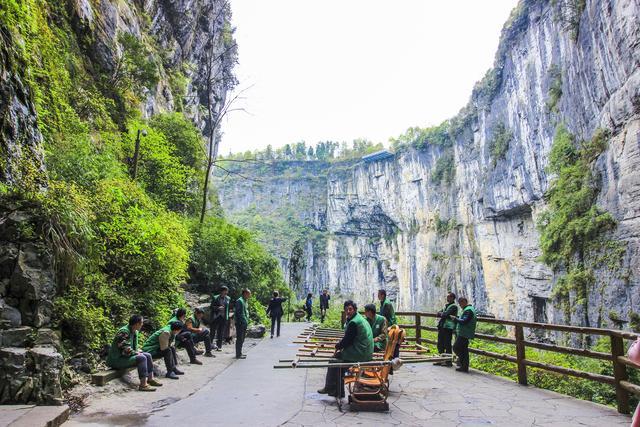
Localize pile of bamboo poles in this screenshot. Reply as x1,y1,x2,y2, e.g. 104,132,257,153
273,325,453,369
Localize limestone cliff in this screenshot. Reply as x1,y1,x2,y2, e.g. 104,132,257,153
216,0,640,328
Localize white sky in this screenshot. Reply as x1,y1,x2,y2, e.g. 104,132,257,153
222,0,519,154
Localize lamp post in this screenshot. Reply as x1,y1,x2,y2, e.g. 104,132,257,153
131,128,147,180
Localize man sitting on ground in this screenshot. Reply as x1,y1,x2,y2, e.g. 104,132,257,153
169,308,203,365
364,304,388,352
142,321,186,380
107,314,163,391
318,300,373,398
186,307,215,357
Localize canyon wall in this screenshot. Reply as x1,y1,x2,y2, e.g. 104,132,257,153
216,0,640,327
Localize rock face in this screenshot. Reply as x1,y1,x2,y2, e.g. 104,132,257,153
216,0,640,328
0,0,236,404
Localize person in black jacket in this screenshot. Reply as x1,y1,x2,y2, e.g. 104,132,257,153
435,292,458,366
266,291,287,338
305,293,313,321
319,289,330,323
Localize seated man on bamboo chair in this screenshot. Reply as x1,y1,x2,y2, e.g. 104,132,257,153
364,304,387,353
317,300,373,398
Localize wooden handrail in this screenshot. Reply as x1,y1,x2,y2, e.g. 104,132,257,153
395,310,640,414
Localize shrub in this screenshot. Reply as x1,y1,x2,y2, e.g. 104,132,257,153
431,152,455,185
546,65,563,112
488,123,512,167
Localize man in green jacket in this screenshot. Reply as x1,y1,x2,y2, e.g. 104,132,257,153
378,289,397,326
169,308,202,365
185,307,214,357
107,314,162,391
450,296,477,373
142,321,185,379
435,292,458,366
210,286,231,351
234,289,251,359
318,300,373,398
364,303,388,352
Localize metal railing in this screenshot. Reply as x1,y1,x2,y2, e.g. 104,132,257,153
396,311,640,414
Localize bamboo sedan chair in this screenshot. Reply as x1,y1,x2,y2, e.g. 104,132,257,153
344,325,405,411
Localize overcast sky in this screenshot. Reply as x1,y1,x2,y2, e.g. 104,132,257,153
221,0,519,154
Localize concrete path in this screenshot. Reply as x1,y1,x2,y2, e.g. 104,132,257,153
0,404,69,427
64,322,632,426
145,322,308,426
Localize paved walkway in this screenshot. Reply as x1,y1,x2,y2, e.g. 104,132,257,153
68,322,632,426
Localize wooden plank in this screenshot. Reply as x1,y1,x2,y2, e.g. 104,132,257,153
475,333,517,345
523,340,611,360
523,360,615,385
468,347,517,363
620,380,640,397
618,356,640,369
415,314,422,347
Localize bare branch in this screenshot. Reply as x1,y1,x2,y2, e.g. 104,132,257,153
213,164,263,182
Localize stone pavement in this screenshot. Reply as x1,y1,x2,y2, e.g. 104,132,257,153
0,404,69,427
64,322,632,426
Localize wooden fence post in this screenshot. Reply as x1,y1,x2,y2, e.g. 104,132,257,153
611,333,630,414
415,314,422,348
515,325,528,385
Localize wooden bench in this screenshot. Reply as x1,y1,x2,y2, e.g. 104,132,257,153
91,367,136,386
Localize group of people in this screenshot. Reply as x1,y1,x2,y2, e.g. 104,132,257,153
434,292,477,372
317,289,478,398
106,286,254,392
303,289,331,322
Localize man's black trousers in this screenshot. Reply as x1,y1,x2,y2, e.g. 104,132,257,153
270,315,282,337
211,317,227,349
437,328,454,355
453,336,470,371
235,323,247,357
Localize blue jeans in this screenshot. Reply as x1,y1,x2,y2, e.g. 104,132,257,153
135,352,153,379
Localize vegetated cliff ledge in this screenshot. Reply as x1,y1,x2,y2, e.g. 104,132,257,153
215,0,640,328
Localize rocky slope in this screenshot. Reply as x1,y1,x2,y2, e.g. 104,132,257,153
0,0,235,404
216,0,640,327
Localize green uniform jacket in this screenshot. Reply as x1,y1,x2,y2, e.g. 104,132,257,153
211,294,231,320
456,305,478,339
368,314,388,352
380,299,397,326
341,313,374,362
106,325,138,369
142,325,174,356
235,297,249,326
442,302,458,330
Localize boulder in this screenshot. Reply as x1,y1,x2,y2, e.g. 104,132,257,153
0,326,33,347
0,346,63,404
29,346,64,404
246,324,266,338
35,328,61,347
0,298,22,327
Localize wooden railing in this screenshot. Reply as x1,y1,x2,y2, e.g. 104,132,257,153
396,311,640,414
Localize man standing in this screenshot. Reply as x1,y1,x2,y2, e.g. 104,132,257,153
364,304,388,352
305,293,313,321
319,289,330,323
451,297,477,373
210,286,231,351
186,308,214,357
107,315,162,391
378,289,397,326
317,301,373,398
169,308,202,365
234,289,251,359
435,292,458,366
142,321,186,380
266,291,287,338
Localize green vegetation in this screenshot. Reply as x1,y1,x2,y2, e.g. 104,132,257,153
431,152,455,185
538,126,621,324
546,64,563,113
390,121,452,151
0,0,282,354
488,123,512,167
554,0,587,41
433,213,457,236
223,139,384,162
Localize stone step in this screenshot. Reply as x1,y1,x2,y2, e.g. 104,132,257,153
0,404,69,427
91,367,135,386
